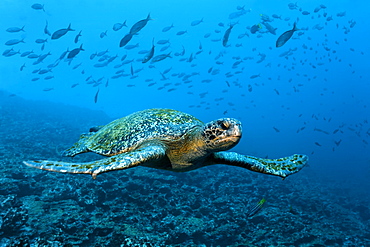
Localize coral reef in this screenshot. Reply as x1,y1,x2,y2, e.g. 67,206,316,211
0,94,369,246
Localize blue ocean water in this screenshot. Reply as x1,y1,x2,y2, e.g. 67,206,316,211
0,0,369,246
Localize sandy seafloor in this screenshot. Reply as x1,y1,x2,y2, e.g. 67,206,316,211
0,92,369,246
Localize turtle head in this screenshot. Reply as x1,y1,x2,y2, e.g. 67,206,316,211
202,118,242,151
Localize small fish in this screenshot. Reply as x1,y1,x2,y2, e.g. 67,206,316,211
3,50,20,57
228,9,249,19
157,39,170,45
21,50,33,57
100,30,107,38
314,128,330,135
74,31,82,43
160,45,170,52
59,48,69,60
162,24,174,32
51,24,75,40
130,13,152,34
31,3,45,11
35,38,47,44
119,33,133,47
94,89,100,103
151,52,171,63
44,21,51,36
247,198,266,217
176,30,187,35
262,22,277,35
276,22,299,48
288,2,298,10
314,142,322,147
250,24,262,34
334,140,342,146
113,21,127,31
250,74,260,79
273,127,280,132
191,18,203,26
20,63,26,71
28,54,39,59
2,48,14,56
67,44,84,59
6,26,25,33
38,69,51,74
222,23,236,47
142,40,155,63
124,43,139,50
5,39,25,46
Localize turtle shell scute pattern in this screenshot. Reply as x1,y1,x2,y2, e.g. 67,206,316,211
84,109,203,156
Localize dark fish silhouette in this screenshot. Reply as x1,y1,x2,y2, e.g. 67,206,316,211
94,89,99,103
142,39,155,63
130,14,152,34
68,44,84,59
276,22,299,47
51,24,75,40
119,33,133,47
31,3,44,11
113,21,127,31
44,21,51,36
222,23,236,47
74,31,82,43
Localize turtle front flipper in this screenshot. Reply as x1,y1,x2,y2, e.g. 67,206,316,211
24,144,166,179
212,152,308,179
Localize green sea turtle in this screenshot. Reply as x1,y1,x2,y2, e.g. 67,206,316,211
24,108,308,179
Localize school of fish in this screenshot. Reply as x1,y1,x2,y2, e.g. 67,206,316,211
2,2,365,154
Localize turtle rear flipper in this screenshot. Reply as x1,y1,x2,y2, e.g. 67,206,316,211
212,152,308,179
62,133,93,157
24,144,166,179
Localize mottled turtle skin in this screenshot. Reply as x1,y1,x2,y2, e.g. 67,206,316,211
24,108,308,179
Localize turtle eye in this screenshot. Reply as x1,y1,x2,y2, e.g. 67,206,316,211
220,122,229,130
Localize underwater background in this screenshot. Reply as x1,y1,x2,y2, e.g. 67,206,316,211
0,0,369,246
